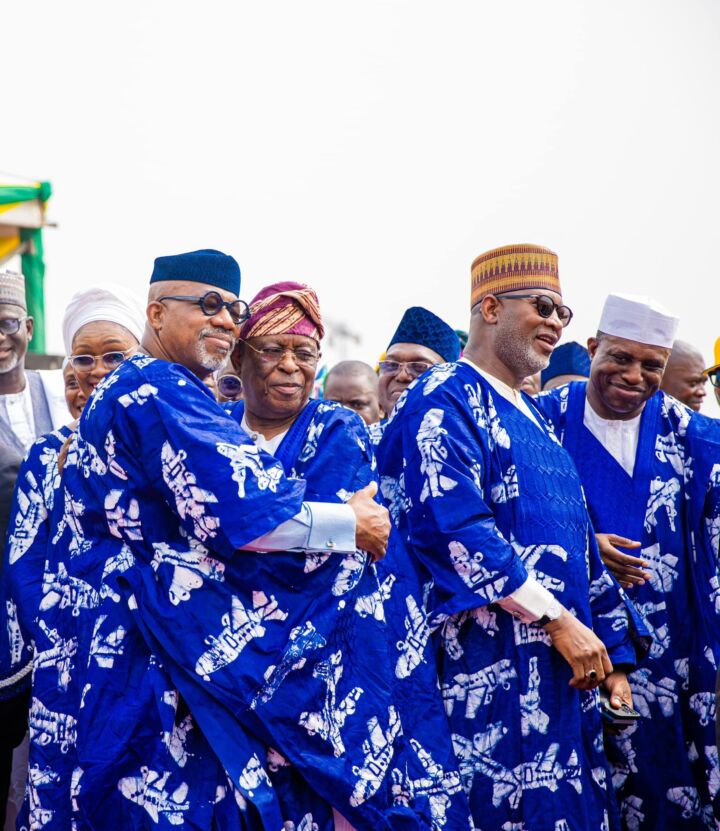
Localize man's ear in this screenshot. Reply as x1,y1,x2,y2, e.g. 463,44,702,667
479,294,501,325
146,300,164,332
587,337,599,360
230,342,244,374
25,316,34,341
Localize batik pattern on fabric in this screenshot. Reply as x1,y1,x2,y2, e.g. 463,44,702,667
19,355,459,831
537,382,720,830
377,361,650,831
0,426,72,703
226,398,471,830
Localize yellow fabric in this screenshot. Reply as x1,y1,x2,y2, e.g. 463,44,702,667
0,233,21,264
704,336,720,374
471,243,561,308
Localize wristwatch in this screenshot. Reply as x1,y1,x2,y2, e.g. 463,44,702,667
536,598,564,627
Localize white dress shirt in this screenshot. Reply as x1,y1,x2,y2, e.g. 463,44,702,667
0,381,36,452
240,413,357,554
583,398,641,477
461,358,556,623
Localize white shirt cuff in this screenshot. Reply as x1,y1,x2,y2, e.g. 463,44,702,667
243,502,356,554
497,576,556,623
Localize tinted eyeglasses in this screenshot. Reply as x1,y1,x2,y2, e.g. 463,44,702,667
243,341,320,367
378,360,433,378
69,347,134,372
0,317,27,335
708,370,720,388
498,294,573,327
158,291,250,325
217,374,243,398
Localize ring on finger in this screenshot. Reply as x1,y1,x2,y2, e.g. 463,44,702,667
585,669,598,681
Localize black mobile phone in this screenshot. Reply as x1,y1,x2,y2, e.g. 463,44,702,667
598,688,641,725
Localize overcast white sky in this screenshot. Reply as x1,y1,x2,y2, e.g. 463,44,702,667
3,1,719,411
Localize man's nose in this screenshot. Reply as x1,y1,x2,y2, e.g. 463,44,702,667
621,363,643,385
209,307,237,332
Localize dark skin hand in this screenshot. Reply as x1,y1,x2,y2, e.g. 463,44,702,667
543,609,614,690
347,481,390,562
596,533,650,588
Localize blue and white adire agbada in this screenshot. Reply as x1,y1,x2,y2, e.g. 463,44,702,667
0,425,72,703
537,382,720,830
225,396,471,830
11,352,469,831
376,361,651,831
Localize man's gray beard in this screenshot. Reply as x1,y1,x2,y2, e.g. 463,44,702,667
196,328,236,373
494,319,548,382
0,352,20,375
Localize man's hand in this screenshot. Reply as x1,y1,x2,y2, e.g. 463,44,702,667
596,533,649,589
347,482,390,562
543,610,613,690
603,671,633,709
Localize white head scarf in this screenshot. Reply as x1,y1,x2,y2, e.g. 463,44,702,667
63,284,146,354
598,293,679,349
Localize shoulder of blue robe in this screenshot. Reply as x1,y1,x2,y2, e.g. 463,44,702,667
76,355,307,553
0,426,72,699
533,380,583,437
285,401,377,500
378,361,529,622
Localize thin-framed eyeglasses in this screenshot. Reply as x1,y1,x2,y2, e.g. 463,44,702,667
498,294,573,327
69,347,135,372
218,374,243,398
0,317,27,336
158,291,250,325
378,360,433,379
708,369,720,388
242,340,320,367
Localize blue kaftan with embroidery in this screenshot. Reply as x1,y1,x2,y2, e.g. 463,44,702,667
226,398,471,830
14,354,462,831
376,361,650,831
0,426,72,705
536,382,720,830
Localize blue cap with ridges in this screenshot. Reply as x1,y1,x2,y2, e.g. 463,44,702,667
150,249,240,296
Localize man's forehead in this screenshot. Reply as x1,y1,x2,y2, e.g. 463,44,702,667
598,333,670,359
0,302,25,319
155,280,238,301
325,373,374,395
386,342,441,362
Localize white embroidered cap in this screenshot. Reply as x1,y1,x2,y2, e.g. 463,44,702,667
62,283,146,354
598,293,679,349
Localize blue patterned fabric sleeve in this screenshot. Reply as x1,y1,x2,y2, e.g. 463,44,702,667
85,359,307,556
385,384,529,624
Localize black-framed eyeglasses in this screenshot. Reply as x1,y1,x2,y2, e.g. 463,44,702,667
378,360,433,379
69,347,135,372
218,374,243,398
708,369,720,388
242,340,320,367
0,317,27,335
158,291,250,325
498,293,573,327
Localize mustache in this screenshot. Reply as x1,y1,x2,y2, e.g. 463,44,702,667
200,327,236,349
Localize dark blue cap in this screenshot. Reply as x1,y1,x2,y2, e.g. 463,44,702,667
150,249,240,296
541,341,591,388
388,306,461,363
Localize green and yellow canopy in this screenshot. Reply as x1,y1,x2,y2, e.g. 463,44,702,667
0,178,52,353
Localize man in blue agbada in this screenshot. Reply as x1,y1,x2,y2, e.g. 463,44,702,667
26,248,463,831
225,279,470,830
376,244,650,831
536,293,720,830
1,283,146,830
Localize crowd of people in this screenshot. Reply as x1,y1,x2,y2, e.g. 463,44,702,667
0,243,718,831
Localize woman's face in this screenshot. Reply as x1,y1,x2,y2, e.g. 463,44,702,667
70,321,140,398
63,362,87,419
